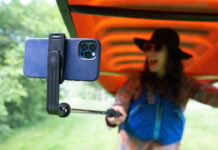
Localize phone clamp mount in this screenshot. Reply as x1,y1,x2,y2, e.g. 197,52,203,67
47,33,71,117
46,33,121,118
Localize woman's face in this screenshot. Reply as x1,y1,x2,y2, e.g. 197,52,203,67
144,43,168,77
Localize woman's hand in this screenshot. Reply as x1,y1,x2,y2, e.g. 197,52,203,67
106,105,127,127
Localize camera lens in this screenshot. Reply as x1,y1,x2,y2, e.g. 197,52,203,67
84,51,92,58
89,44,96,50
80,43,88,50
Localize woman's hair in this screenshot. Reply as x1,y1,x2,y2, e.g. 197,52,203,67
140,46,184,107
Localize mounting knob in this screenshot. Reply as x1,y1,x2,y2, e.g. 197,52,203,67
58,102,71,117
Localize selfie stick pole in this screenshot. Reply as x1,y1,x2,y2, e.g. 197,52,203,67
58,102,121,117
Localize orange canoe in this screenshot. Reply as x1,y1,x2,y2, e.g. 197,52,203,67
57,0,218,94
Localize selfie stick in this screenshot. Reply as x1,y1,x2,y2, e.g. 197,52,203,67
46,33,121,118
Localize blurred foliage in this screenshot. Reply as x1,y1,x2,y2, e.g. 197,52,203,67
0,0,69,134
0,0,106,136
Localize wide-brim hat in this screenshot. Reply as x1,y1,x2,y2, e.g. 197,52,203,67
134,28,192,59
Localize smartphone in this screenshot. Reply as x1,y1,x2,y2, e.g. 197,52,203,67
23,38,101,81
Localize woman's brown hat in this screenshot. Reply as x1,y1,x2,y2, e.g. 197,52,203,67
134,28,192,59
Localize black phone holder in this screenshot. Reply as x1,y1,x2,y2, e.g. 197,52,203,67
46,33,71,117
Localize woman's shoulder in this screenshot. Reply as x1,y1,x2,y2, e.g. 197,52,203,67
122,72,141,88
127,72,141,80
181,74,195,84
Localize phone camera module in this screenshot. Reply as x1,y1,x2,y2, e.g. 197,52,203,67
79,40,97,60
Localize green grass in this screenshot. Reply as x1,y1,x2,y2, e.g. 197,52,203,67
0,100,218,150
0,114,119,150
181,101,218,150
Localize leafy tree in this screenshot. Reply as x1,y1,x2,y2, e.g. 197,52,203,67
0,0,68,132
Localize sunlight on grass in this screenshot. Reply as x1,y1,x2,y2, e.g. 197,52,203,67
0,100,218,150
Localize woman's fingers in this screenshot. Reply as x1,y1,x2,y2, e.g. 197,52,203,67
106,105,127,126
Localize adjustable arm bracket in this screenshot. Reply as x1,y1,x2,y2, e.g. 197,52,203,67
46,33,69,117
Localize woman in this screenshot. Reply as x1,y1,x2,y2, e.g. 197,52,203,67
106,28,218,150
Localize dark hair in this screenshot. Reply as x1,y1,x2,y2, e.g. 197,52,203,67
140,46,184,107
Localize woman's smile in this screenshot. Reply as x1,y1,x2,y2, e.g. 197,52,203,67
149,58,158,66
148,58,159,72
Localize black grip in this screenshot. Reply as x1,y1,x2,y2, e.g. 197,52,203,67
46,51,60,114
46,33,65,116
106,108,122,118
